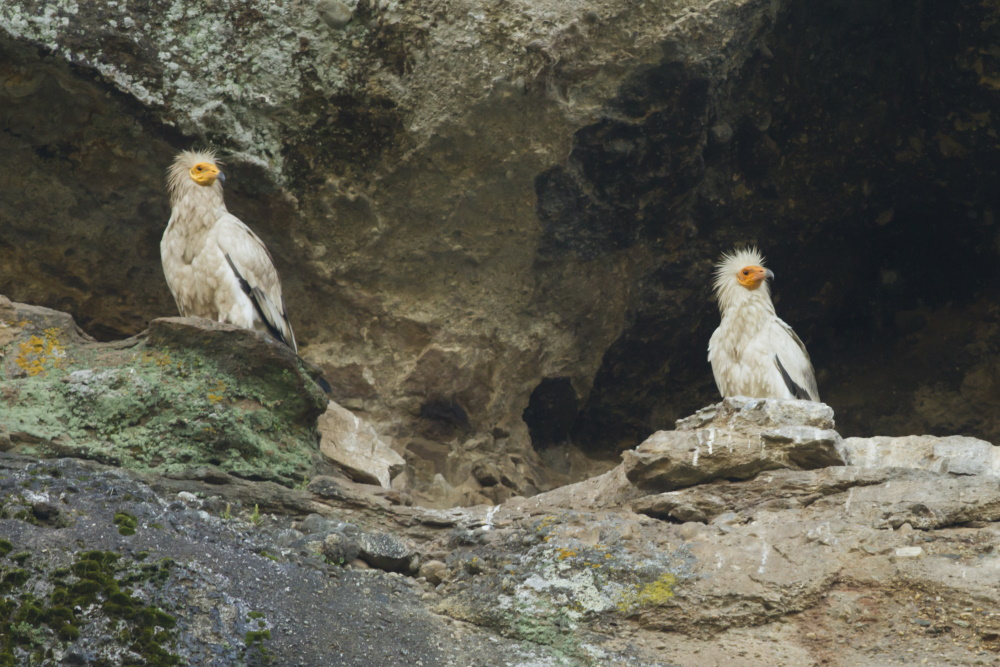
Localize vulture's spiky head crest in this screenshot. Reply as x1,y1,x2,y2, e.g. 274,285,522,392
168,150,225,200
713,246,774,314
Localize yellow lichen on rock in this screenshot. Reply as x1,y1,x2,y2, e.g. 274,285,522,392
140,350,175,368
615,572,677,612
207,379,227,404
14,327,67,377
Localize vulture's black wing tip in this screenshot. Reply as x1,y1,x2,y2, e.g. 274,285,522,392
775,355,812,401
314,374,332,394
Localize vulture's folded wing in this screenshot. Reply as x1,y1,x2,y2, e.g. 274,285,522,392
770,318,819,401
216,213,297,352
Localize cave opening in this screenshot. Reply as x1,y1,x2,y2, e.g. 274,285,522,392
561,0,1000,455
522,377,580,451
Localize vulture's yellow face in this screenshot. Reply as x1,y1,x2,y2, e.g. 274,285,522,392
189,161,223,186
736,265,773,290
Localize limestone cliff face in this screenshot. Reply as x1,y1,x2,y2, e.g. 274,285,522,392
3,0,1000,502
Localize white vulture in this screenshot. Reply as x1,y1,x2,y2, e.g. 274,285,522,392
161,150,297,351
707,247,819,401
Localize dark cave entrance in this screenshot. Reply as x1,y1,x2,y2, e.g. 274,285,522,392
523,377,580,450
539,0,1000,455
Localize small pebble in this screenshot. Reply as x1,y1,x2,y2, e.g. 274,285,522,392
317,0,353,29
677,522,703,541
709,123,734,146
418,559,448,585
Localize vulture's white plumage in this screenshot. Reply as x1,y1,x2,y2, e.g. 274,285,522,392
161,150,297,351
707,247,819,401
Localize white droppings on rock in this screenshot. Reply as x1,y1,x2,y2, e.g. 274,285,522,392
758,541,770,573
482,504,499,531
895,546,924,558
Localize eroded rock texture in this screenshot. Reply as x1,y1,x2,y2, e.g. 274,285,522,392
4,0,1000,503
4,398,1000,665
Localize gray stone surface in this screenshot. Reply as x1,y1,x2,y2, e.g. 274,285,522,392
4,0,1000,661
0,454,564,666
0,0,799,506
5,0,1000,511
839,434,1000,476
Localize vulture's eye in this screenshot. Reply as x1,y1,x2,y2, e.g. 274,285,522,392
195,166,204,172
742,269,750,275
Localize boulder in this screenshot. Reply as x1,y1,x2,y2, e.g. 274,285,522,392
356,532,414,572
624,398,845,492
319,400,405,487
0,300,326,485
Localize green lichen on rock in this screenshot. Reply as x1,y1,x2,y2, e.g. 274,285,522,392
0,0,367,172
244,611,274,665
1,495,41,526
436,515,695,663
0,310,327,486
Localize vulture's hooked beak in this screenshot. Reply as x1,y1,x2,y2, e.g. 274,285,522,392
217,171,226,186
765,268,775,281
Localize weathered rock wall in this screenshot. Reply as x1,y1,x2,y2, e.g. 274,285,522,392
4,0,1000,502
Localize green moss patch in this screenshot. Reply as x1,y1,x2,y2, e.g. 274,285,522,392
0,548,181,665
243,611,274,665
114,511,138,536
